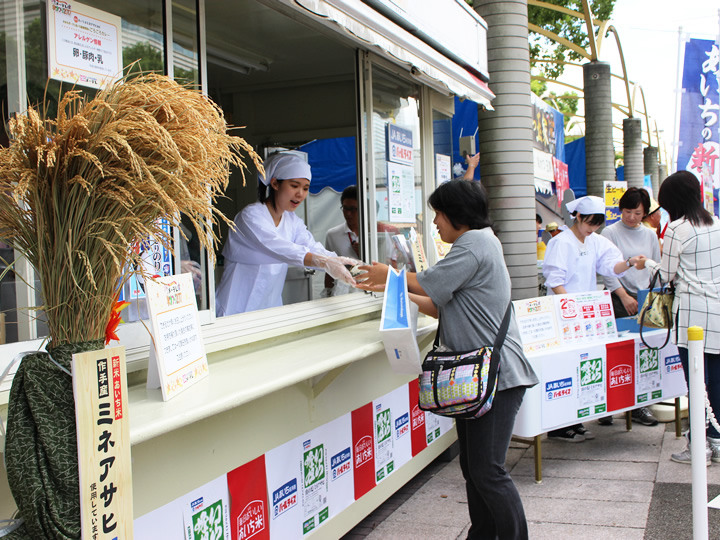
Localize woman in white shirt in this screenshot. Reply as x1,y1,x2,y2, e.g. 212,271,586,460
643,171,720,464
215,152,357,316
543,195,645,442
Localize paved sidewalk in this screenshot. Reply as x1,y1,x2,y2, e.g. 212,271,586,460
343,418,720,539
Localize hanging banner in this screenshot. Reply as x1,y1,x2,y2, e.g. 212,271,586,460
47,0,123,89
676,38,720,212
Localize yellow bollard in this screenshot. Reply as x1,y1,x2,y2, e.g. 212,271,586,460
687,325,708,540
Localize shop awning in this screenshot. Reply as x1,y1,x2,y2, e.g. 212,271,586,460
265,0,495,109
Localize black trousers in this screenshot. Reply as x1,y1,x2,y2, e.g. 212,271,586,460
456,386,529,540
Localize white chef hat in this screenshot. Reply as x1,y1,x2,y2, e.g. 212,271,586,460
259,152,312,186
566,195,605,216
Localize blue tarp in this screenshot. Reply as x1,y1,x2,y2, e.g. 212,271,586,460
565,137,586,197
302,136,357,194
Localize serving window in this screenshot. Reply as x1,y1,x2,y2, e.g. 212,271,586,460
0,0,445,353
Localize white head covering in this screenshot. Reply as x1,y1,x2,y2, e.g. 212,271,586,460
566,195,605,216
259,152,312,186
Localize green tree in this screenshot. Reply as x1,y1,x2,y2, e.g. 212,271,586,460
123,41,195,83
528,0,616,79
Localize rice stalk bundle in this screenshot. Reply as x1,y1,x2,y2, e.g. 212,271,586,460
0,73,261,346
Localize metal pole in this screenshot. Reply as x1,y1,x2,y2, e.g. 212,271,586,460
688,326,708,540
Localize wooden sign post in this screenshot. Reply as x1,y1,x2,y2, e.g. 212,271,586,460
73,345,133,539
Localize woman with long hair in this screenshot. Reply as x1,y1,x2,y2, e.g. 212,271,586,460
359,179,538,540
643,170,720,464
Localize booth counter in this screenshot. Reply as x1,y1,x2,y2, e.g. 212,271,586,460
513,329,686,439
1,298,455,539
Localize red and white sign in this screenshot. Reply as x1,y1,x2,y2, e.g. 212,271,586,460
606,340,636,412
228,456,269,540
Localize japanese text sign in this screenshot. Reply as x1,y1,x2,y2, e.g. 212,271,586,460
677,38,720,210
145,273,209,401
73,345,133,539
47,0,122,89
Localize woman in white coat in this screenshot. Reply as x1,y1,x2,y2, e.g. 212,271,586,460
215,152,357,316
543,195,646,442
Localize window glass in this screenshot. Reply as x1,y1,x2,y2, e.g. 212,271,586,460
0,0,165,342
370,65,425,272
205,1,358,317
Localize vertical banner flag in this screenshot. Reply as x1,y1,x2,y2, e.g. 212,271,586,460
677,38,720,214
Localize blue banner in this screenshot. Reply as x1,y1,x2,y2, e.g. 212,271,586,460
677,38,720,207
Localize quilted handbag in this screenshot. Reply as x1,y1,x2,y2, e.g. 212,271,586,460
418,302,512,419
639,268,674,349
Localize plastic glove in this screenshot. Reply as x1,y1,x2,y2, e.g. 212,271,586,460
308,254,358,286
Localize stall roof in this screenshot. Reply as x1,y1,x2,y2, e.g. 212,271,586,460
264,0,495,109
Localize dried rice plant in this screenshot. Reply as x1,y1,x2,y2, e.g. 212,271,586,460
0,74,262,346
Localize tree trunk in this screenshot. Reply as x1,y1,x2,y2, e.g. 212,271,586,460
474,0,538,300
583,61,615,197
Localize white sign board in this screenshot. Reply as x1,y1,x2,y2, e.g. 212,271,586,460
47,0,122,89
145,273,209,400
435,153,451,186
387,162,416,223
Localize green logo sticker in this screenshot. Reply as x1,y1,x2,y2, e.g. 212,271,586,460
319,507,329,524
303,444,325,488
594,404,607,414
192,500,224,540
639,348,659,374
577,407,590,418
580,357,603,386
376,409,391,443
303,517,315,534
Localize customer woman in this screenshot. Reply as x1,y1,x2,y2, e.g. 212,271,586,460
642,171,720,464
543,195,646,441
215,152,357,315
358,179,538,540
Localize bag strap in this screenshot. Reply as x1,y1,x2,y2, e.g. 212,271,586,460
647,268,662,291
433,300,514,354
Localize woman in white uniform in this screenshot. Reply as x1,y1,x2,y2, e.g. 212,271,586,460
543,195,646,442
215,152,357,316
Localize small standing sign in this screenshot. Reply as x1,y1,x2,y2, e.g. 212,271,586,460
145,273,209,400
73,345,133,539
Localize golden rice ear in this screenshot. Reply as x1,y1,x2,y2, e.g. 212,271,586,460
0,73,260,345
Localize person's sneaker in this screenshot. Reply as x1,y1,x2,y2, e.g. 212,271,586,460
632,407,659,426
547,428,585,443
671,440,711,465
708,437,720,463
574,425,595,440
598,416,614,426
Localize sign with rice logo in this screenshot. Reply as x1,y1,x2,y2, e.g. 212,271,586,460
636,344,662,404
577,347,607,417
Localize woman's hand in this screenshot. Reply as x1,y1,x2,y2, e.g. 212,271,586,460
632,255,646,270
355,262,389,291
616,288,638,316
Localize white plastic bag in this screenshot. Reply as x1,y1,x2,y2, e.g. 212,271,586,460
379,266,421,374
